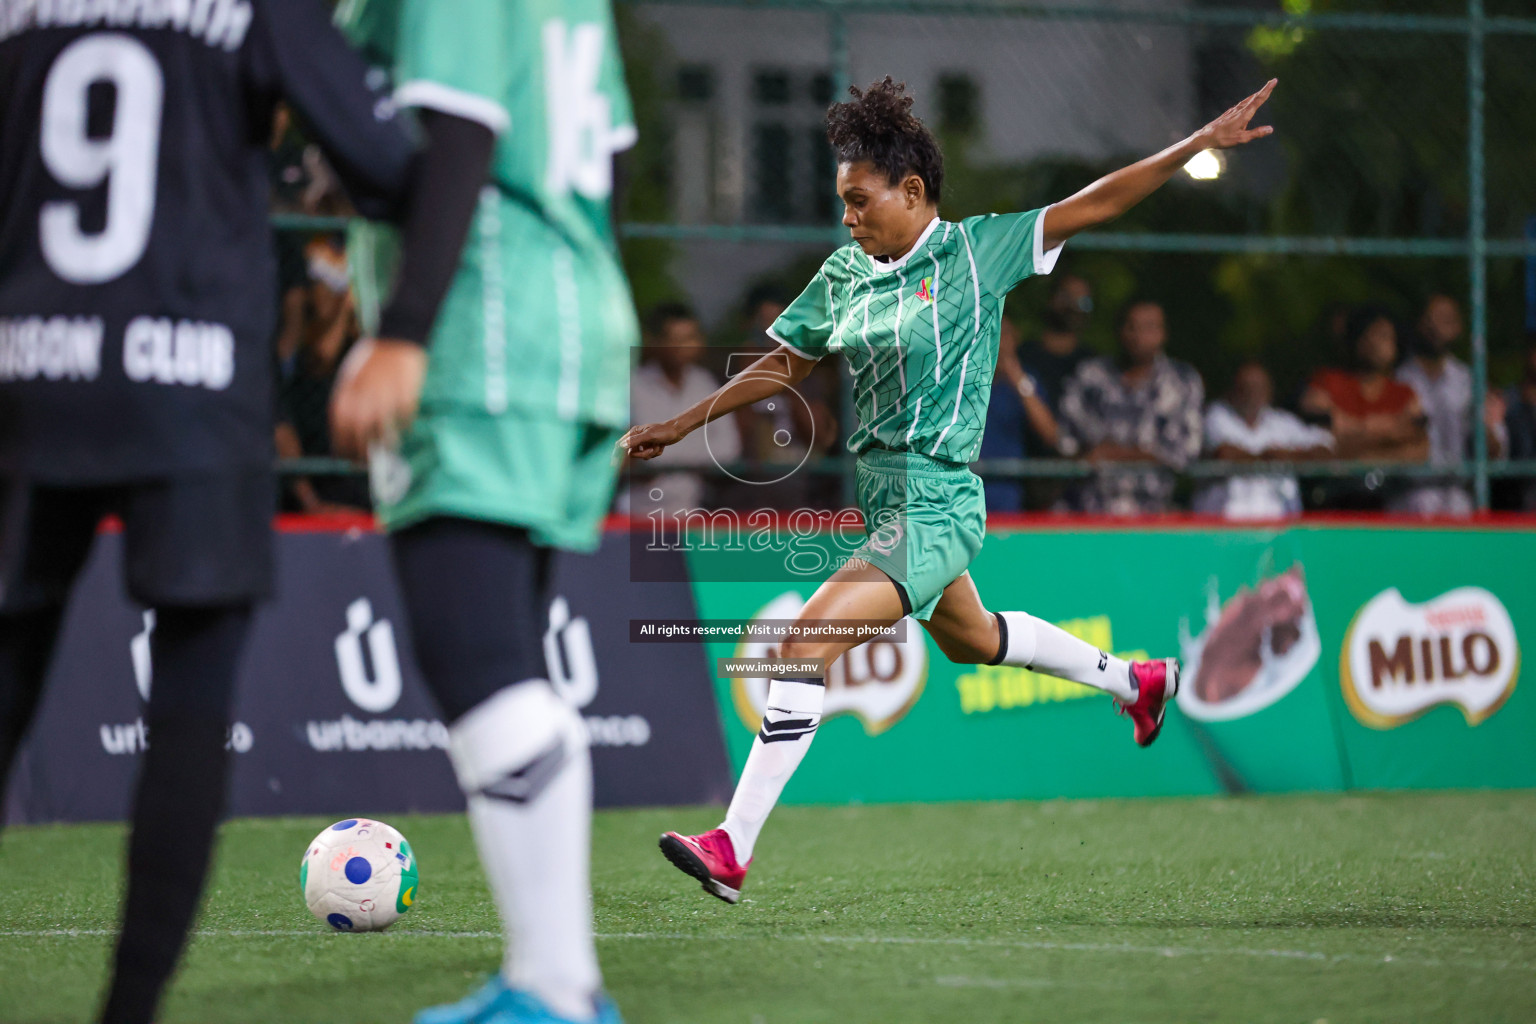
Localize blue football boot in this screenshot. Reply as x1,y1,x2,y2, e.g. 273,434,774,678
414,976,518,1024
497,989,623,1024
416,977,623,1024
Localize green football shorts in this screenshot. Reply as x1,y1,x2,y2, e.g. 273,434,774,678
851,447,987,620
376,407,625,553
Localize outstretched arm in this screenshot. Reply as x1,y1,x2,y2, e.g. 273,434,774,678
620,347,821,460
1042,80,1277,251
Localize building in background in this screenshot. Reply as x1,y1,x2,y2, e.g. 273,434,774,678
636,0,1198,325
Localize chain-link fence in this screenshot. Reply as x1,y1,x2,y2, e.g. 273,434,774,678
275,0,1536,516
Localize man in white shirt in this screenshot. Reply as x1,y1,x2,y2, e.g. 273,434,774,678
627,304,743,516
1195,362,1333,519
1392,294,1506,516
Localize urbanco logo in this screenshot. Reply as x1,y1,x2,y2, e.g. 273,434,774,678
102,610,253,755
335,597,403,714
131,609,154,701
545,595,597,709
311,593,649,751
309,597,442,753
729,591,927,735
1341,586,1519,729
544,595,650,748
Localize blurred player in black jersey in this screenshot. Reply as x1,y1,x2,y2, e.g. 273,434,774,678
0,2,415,1021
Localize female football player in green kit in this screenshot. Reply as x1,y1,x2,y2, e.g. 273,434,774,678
622,76,1278,905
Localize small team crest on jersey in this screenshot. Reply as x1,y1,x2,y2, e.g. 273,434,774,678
368,440,412,508
915,277,934,303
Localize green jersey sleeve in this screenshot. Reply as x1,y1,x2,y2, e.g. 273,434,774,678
767,271,834,361
960,207,1064,297
392,0,513,135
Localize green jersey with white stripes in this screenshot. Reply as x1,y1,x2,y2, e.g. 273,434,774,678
339,0,639,428
770,209,1062,464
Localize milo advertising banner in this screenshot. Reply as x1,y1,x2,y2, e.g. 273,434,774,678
684,524,1536,804
1308,528,1529,790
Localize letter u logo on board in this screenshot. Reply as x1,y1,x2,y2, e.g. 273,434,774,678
336,598,403,714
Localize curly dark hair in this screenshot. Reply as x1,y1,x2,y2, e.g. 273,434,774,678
825,77,944,205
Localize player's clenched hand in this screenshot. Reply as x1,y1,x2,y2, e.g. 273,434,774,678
330,338,428,460
1198,78,1277,150
619,420,686,460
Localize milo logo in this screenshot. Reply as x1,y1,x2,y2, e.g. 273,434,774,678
729,591,927,735
1341,587,1519,729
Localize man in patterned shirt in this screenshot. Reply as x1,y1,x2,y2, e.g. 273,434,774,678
1058,299,1204,514
623,76,1277,905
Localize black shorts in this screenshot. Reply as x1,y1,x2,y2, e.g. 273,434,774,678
0,472,274,611
389,517,554,723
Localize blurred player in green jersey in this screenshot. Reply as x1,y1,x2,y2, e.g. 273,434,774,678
330,1,639,1021
625,77,1277,905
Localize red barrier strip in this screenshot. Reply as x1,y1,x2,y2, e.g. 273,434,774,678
243,509,1536,535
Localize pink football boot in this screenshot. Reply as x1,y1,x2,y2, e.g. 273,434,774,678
659,828,750,904
1119,658,1182,747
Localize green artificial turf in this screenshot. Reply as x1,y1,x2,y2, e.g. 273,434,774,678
2,792,1534,1023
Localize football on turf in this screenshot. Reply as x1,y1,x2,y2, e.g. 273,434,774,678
300,818,418,932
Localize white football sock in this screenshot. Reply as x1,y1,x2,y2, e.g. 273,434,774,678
720,677,825,864
994,610,1136,702
448,681,600,1023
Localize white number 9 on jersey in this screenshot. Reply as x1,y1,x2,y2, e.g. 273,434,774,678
39,34,164,285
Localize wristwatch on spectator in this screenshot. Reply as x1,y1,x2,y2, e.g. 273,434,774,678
1016,375,1037,401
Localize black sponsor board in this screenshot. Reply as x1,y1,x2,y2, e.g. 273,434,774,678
5,529,731,824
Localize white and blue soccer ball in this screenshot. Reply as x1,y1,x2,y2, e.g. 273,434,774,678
300,817,418,932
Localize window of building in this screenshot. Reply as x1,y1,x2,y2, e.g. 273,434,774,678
678,64,714,103
936,73,979,135
753,70,792,106
749,66,835,224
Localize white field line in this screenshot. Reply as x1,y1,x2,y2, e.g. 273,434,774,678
0,929,1528,973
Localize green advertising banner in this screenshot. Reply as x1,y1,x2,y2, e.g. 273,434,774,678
1297,528,1532,791
686,525,1536,805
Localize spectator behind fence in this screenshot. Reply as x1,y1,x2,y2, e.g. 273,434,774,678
1016,273,1093,508
275,234,369,512
269,103,308,214
1301,309,1428,463
1018,273,1093,418
982,316,1060,511
1058,300,1204,515
1193,361,1333,520
1392,294,1507,517
1503,336,1536,511
627,303,743,517
736,284,838,509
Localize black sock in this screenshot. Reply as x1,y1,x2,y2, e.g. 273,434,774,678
0,606,66,819
99,605,251,1024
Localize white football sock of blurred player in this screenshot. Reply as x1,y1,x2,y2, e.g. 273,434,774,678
449,680,600,1021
